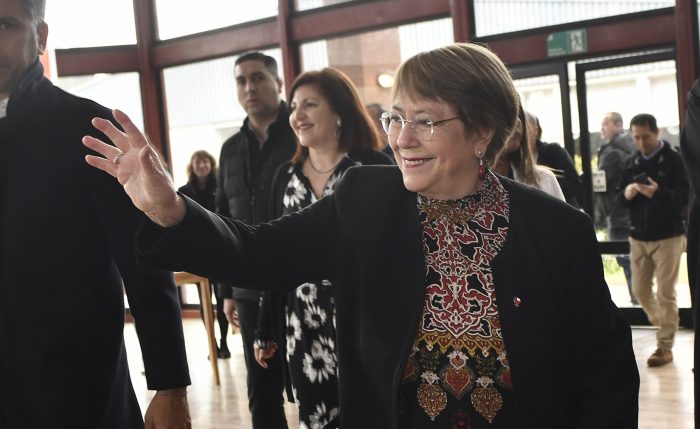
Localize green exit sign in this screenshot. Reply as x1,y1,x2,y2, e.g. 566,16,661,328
547,29,588,57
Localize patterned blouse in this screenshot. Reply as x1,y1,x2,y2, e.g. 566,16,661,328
398,171,518,428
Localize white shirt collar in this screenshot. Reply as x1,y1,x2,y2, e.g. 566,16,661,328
0,98,8,119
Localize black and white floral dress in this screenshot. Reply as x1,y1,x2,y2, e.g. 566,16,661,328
279,158,358,429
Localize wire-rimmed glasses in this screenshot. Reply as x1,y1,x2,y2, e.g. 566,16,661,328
380,111,463,141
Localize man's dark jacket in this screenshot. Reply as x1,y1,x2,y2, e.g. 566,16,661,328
0,61,190,428
596,133,635,228
138,166,639,429
535,140,582,207
216,103,296,302
616,140,689,241
680,77,700,429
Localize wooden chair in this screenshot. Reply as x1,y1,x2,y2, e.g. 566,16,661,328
173,272,220,386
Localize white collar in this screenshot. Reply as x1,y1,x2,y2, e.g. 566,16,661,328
0,98,8,119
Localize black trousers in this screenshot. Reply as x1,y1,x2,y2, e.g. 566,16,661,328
236,299,289,429
195,281,229,345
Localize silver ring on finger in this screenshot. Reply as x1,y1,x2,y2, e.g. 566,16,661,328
112,152,124,165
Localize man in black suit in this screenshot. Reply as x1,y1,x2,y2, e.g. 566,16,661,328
0,0,190,427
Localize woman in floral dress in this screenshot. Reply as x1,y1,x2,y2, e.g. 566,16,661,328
253,68,392,428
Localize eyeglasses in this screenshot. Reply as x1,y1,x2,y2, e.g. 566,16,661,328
380,111,464,141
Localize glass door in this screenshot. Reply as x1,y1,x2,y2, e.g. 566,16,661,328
574,51,691,323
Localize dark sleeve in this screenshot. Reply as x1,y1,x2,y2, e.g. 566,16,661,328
615,162,636,208
86,115,190,390
567,216,639,427
650,152,689,212
682,78,700,201
137,194,337,291
256,162,294,345
550,145,582,206
255,290,286,346
215,146,234,299
216,149,232,219
268,162,292,221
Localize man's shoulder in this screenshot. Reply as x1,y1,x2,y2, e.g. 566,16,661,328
538,141,569,159
49,84,112,120
220,130,248,154
14,77,111,122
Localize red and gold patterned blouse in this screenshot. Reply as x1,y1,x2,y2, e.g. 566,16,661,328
399,171,518,428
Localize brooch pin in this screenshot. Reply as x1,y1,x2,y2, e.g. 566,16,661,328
513,297,522,308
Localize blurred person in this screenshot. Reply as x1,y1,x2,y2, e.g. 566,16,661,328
255,68,392,428
525,111,582,207
0,0,191,427
596,112,637,304
216,51,294,428
366,102,395,160
84,42,639,428
492,105,565,201
178,150,230,358
618,113,689,367
680,77,700,429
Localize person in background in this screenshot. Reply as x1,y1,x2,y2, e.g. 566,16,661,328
597,112,637,304
680,77,700,429
365,102,395,160
525,111,582,207
178,150,230,359
492,105,565,201
254,68,392,428
0,0,191,427
84,42,639,429
618,113,689,367
216,51,294,428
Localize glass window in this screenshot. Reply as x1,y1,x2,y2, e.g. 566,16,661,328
54,72,144,131
295,0,358,12
602,252,691,310
155,0,277,40
514,74,566,149
300,18,453,109
575,57,680,309
162,49,283,187
45,0,136,49
577,60,679,146
474,0,674,37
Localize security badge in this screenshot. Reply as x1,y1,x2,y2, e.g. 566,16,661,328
592,169,606,193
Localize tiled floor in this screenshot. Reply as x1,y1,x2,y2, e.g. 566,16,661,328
125,320,694,428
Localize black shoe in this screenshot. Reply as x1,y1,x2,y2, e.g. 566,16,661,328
217,346,231,359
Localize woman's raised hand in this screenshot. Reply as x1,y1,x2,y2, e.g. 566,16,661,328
83,109,186,227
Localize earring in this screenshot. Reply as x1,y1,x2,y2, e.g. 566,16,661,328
477,150,486,180
337,120,341,127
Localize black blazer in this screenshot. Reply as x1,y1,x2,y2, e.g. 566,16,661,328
681,78,700,429
139,166,639,429
0,61,190,428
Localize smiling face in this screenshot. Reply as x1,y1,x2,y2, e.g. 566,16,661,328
192,156,212,179
289,84,340,152
234,59,282,119
389,93,489,200
0,0,48,100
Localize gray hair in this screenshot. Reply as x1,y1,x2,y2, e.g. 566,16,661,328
21,0,46,23
392,42,519,164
